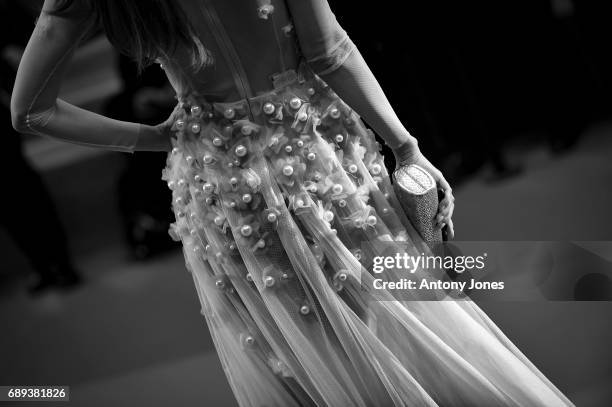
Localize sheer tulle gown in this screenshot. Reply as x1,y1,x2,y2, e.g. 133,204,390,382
159,0,574,405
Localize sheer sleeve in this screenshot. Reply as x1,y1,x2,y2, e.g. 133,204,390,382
10,0,170,153
286,0,418,153
285,0,356,76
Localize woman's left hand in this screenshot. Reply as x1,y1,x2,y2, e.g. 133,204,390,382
394,146,455,239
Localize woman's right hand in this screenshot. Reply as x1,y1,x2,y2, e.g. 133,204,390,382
143,102,183,152
154,114,176,145
134,105,178,153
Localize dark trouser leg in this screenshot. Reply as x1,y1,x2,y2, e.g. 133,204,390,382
0,137,78,286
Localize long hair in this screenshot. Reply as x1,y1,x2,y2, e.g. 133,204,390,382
50,0,211,71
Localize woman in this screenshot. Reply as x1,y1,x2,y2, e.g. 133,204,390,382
11,0,573,405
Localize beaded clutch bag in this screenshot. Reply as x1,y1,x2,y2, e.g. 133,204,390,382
392,164,443,245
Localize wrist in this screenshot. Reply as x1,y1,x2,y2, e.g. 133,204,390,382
392,137,420,166
135,123,172,152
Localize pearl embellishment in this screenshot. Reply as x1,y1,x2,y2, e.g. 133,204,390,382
240,225,253,236
203,182,215,193
289,97,302,109
366,215,377,226
263,102,275,114
264,276,275,287
241,125,253,136
234,145,247,157
282,165,294,176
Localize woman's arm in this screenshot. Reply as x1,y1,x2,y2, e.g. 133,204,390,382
10,0,171,153
286,0,418,160
287,0,455,237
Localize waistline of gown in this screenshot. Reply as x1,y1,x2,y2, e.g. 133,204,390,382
175,60,321,120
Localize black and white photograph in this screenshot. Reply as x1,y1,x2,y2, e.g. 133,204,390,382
1,0,611,406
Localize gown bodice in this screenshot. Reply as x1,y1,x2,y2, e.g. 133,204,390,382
158,0,355,111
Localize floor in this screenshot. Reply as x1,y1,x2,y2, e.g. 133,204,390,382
1,124,611,407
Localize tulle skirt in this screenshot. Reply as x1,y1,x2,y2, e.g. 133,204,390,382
161,64,574,406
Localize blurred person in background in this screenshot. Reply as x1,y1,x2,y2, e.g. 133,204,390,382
0,0,80,295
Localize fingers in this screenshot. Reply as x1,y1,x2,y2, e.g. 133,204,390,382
435,204,453,228
435,176,455,239
437,198,454,218
438,177,453,206
446,219,455,239
442,196,455,220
